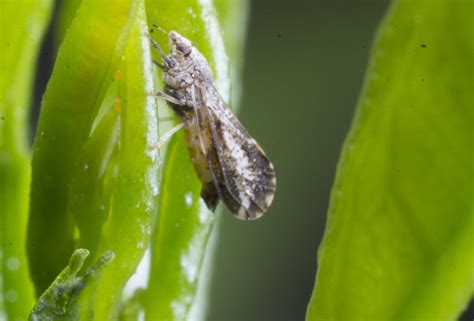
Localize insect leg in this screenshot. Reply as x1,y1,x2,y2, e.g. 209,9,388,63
150,92,186,106
152,122,185,150
153,59,168,70
158,116,179,123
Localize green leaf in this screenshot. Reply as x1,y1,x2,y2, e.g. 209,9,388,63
27,0,137,295
76,2,161,319
29,249,115,320
0,0,53,319
142,0,237,319
30,249,91,321
30,1,159,318
119,289,146,321
144,133,215,320
54,0,83,46
306,0,473,320
68,104,120,261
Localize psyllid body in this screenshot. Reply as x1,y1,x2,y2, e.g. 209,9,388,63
150,30,276,220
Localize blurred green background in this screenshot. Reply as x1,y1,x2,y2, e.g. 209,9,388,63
207,0,390,320
28,0,473,320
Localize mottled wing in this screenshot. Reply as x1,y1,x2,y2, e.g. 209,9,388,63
198,84,276,220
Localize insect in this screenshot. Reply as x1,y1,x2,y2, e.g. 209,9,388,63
149,28,276,220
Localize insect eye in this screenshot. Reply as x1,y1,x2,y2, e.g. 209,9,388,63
176,43,191,56
168,56,177,68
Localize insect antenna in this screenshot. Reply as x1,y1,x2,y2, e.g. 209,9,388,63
145,33,172,69
152,23,169,35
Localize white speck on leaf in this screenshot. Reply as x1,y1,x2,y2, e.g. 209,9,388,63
185,192,193,207
5,290,17,302
6,257,20,271
171,295,193,319
198,199,211,224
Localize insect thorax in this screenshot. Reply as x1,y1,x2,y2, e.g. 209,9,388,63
164,50,213,90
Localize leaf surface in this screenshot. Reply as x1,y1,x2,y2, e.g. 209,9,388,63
306,0,474,320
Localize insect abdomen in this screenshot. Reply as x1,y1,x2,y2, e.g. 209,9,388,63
183,120,213,184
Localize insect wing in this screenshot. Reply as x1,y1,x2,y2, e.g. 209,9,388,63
199,85,276,220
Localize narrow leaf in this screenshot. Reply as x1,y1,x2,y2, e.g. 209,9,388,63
306,0,473,320
87,2,160,319
0,0,53,318
143,0,232,319
29,249,115,320
27,0,137,294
